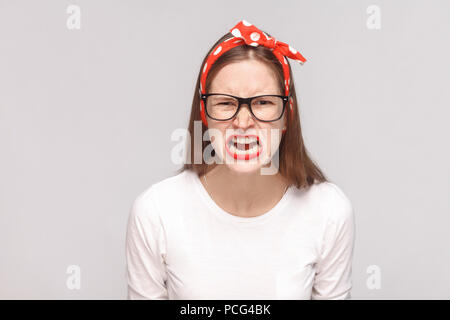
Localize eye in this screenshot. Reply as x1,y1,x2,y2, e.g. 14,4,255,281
256,100,274,105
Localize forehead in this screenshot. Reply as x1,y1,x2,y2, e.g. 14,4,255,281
209,60,281,96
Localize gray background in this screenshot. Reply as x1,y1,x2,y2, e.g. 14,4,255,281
1,0,449,299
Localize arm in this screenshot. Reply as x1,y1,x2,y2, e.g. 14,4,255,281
125,188,169,299
311,184,356,300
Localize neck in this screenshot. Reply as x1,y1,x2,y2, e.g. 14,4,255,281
202,164,288,217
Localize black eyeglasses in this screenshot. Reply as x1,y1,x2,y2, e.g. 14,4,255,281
201,93,289,122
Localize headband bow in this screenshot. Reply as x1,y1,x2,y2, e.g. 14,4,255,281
229,20,307,66
199,19,307,128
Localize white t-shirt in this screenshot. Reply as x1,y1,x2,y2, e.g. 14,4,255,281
125,169,355,300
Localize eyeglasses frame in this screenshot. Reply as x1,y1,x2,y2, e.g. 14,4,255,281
200,93,290,122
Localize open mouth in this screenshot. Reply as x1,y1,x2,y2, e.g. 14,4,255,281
225,134,263,160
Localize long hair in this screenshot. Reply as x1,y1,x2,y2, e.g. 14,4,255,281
175,29,328,189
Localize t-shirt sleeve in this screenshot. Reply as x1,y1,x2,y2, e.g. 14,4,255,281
311,184,356,300
125,187,169,299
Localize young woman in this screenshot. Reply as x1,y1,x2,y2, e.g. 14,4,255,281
126,20,355,300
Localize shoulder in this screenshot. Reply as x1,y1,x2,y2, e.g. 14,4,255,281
129,170,193,223
301,181,355,225
150,169,193,200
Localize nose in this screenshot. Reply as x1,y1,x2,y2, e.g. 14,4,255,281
233,103,255,129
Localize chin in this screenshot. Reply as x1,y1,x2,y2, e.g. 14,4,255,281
224,162,263,175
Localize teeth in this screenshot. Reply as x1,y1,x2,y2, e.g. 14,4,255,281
232,136,258,144
229,143,259,155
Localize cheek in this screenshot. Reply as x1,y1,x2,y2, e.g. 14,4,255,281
267,121,284,137
267,128,283,146
207,122,226,144
205,125,227,158
259,125,284,154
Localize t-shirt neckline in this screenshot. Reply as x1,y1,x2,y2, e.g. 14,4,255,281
188,169,294,224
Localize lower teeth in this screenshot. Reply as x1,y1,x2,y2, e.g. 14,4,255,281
229,143,259,155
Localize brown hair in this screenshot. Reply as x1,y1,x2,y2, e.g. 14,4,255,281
175,29,328,189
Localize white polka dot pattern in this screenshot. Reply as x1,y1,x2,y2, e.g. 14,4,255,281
231,28,241,38
250,32,260,41
213,46,222,55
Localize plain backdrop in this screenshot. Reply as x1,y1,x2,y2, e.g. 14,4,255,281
1,0,449,299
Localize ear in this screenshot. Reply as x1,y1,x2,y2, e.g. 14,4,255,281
286,97,294,123
289,96,294,117
282,112,287,133
200,101,208,127
282,97,293,132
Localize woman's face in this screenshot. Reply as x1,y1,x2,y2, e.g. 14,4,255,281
206,59,287,174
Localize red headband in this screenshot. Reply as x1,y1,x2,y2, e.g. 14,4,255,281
199,19,307,128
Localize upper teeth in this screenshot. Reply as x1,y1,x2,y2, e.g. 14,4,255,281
233,136,258,144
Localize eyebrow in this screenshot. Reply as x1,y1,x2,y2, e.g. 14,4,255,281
215,89,278,96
